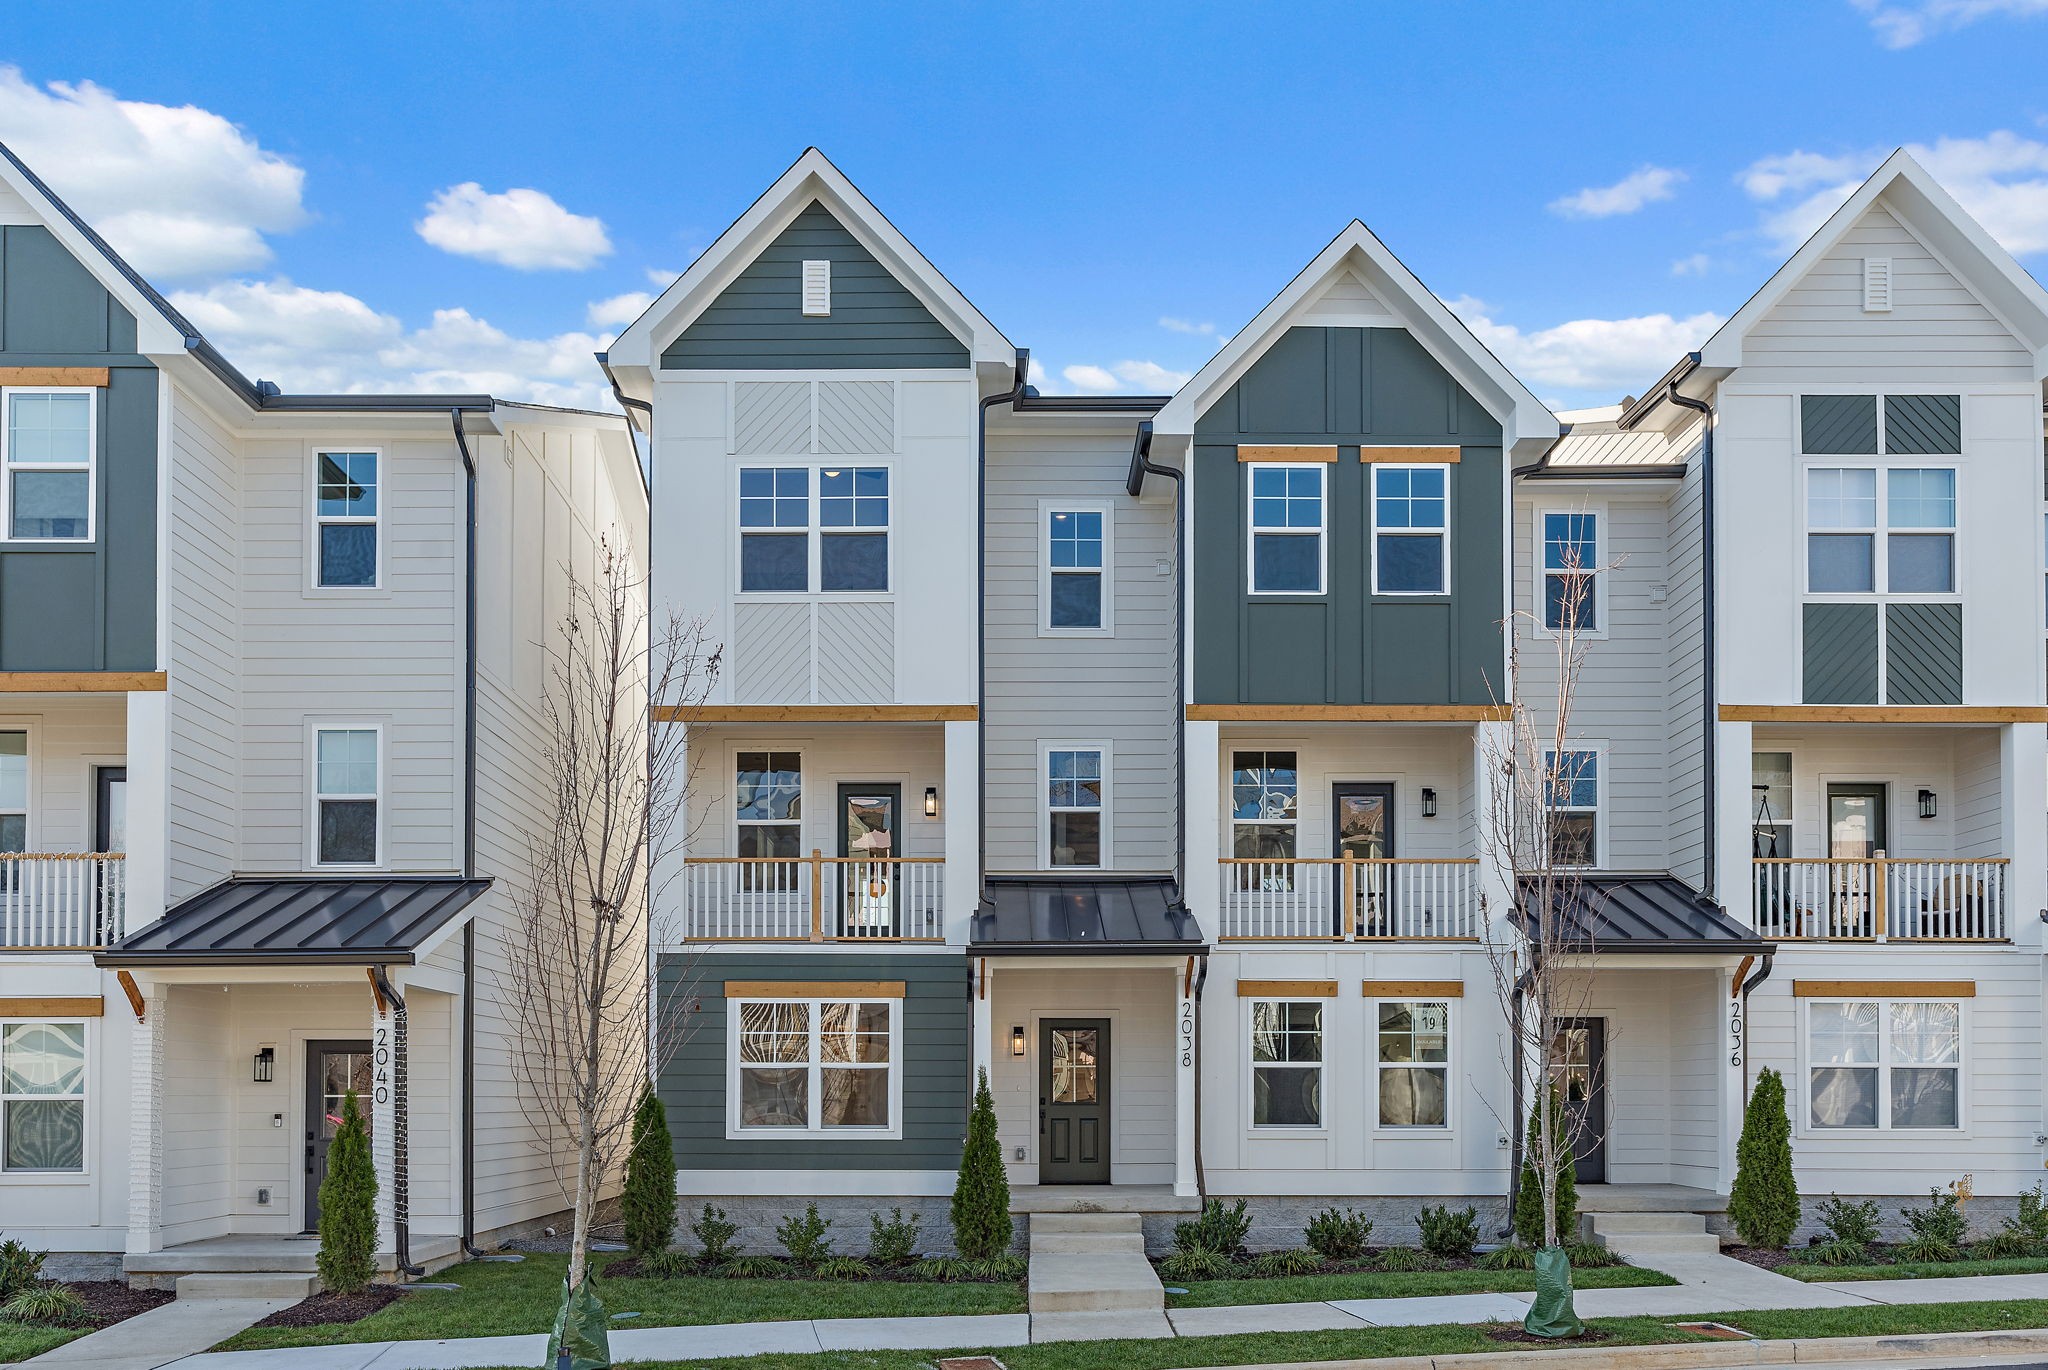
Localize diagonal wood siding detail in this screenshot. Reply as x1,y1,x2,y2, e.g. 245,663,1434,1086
1883,394,1962,455
734,380,813,455
815,600,894,703
1885,601,1963,705
733,601,813,703
1799,394,1878,454
817,380,895,454
1803,602,1880,704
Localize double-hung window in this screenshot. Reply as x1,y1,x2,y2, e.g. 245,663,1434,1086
1044,506,1109,632
1751,752,1792,858
1248,464,1324,593
1045,747,1105,867
1,1021,86,1171
1807,468,1956,593
314,727,379,866
1544,748,1600,867
314,451,379,588
736,752,801,889
1376,1000,1451,1127
1540,510,1599,630
4,389,93,542
738,466,890,593
1807,997,1961,1130
0,731,25,856
1372,465,1449,594
1230,750,1297,889
1250,1000,1322,1127
819,467,888,591
739,467,810,592
732,997,896,1134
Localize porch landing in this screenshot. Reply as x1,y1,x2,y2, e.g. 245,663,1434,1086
125,1234,463,1288
1577,1183,1728,1214
1010,1185,1200,1215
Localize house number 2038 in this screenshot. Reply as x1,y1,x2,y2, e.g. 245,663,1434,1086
373,1024,392,1105
1178,1001,1195,1069
1728,1000,1745,1070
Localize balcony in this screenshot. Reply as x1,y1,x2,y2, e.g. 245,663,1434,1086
1753,857,2008,942
1217,857,1481,941
681,853,945,942
0,854,128,950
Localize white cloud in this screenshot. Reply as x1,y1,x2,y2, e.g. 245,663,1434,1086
0,66,307,278
1852,0,2048,47
1738,130,2048,255
1670,253,1713,277
586,291,655,328
1059,360,1192,394
416,183,612,270
1061,364,1118,392
1447,295,1724,397
645,267,682,287
1159,316,1216,336
1547,166,1687,220
169,277,614,409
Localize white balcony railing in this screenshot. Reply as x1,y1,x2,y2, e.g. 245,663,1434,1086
1753,856,2008,942
682,853,945,942
1218,857,1481,941
0,854,127,949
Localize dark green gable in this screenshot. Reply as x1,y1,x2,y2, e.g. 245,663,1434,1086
1191,326,1503,705
661,202,969,370
0,226,156,672
656,951,969,1172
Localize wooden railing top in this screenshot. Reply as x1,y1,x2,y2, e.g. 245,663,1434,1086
685,855,944,865
1752,856,2008,865
0,851,125,860
1217,856,1480,866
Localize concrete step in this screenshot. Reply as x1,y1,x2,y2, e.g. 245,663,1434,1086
1588,1211,1709,1236
1027,1249,1163,1314
174,1272,319,1299
1028,1232,1146,1255
1597,1232,1724,1257
1029,1212,1145,1237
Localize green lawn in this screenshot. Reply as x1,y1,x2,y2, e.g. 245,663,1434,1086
1780,1253,2048,1282
214,1254,1023,1352
0,1325,87,1364
1165,1261,1674,1307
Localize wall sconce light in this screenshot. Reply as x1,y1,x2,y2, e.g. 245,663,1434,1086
924,786,939,818
1918,788,1938,819
253,1046,275,1084
1420,787,1438,819
1010,1025,1026,1057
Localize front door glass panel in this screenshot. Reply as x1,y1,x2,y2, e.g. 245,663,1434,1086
1051,1027,1099,1104
1827,786,1886,858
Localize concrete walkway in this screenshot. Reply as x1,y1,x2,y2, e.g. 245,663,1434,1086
24,1298,294,1370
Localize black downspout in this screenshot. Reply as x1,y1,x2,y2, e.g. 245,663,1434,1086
976,352,1028,888
1128,422,1186,888
449,410,485,1259
1665,382,1718,897
1739,953,1776,1103
1192,956,1210,1198
1504,966,1535,1236
372,965,426,1276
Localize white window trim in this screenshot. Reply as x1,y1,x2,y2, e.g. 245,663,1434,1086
1750,746,1796,859
731,744,804,860
1533,504,1607,640
1,386,97,545
1039,740,1111,870
1369,997,1455,1132
1246,997,1327,1132
724,995,904,1140
1369,463,1453,597
1801,463,1961,602
308,447,384,593
734,460,895,600
1543,741,1607,871
1799,995,1968,1137
0,720,39,854
0,1017,90,1179
309,721,385,869
1227,747,1299,867
1245,462,1327,597
1038,498,1114,637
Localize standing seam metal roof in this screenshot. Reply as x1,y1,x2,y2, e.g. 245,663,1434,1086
96,876,491,966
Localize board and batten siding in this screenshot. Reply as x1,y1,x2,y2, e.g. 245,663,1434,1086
655,952,969,1172
660,202,968,371
984,428,1175,872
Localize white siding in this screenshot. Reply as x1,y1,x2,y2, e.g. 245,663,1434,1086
1664,450,1708,887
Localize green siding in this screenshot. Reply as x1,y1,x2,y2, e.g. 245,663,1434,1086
655,952,969,1172
661,202,969,371
1800,395,1878,454
1803,603,1881,704
1884,395,1962,454
1191,326,1504,706
0,226,156,672
1886,602,1963,705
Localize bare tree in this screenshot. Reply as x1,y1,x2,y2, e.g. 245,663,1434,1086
502,533,719,1294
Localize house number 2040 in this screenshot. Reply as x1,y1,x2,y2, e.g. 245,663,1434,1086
373,1024,392,1105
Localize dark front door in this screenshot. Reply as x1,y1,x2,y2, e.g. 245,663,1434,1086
92,767,126,944
1826,784,1887,858
837,783,900,935
305,1040,373,1230
1332,783,1395,934
1040,1019,1110,1184
1549,1018,1607,1185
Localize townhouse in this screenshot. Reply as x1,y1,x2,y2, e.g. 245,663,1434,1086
632,148,2048,1246
0,145,647,1282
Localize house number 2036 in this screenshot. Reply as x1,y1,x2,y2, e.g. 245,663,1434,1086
373,1024,392,1105
1728,1000,1745,1070
1178,1001,1195,1069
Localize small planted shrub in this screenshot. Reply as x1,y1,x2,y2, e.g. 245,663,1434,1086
1158,1248,1232,1282
0,1285,89,1327
982,1254,1027,1282
950,1070,1013,1260
1173,1198,1252,1256
1898,1188,1968,1261
1304,1207,1373,1262
316,1090,378,1296
1974,1228,2040,1261
1728,1067,1800,1250
908,1256,972,1283
634,1249,695,1279
813,1257,871,1280
1983,1186,2048,1259
775,1203,834,1265
719,1255,787,1279
1816,1196,1881,1252
1563,1241,1625,1269
0,1240,46,1303
1478,1243,1537,1270
867,1207,922,1266
1512,1091,1578,1248
1417,1204,1480,1260
1249,1248,1322,1277
622,1085,679,1259
690,1204,740,1264
1794,1237,1869,1267
1370,1246,1442,1272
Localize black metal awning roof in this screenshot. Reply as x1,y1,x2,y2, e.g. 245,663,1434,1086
970,876,1205,955
1513,873,1773,953
96,876,492,966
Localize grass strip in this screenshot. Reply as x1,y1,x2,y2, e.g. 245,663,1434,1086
1777,1254,2048,1282
1165,1262,1671,1307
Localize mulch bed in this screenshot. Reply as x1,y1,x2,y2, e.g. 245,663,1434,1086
63,1282,173,1328
248,1285,406,1329
1484,1323,1615,1346
1724,1245,1801,1272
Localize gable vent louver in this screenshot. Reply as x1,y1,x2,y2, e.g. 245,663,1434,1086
1862,257,1893,313
801,259,831,317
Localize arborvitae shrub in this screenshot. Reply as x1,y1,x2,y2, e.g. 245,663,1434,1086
1728,1067,1800,1249
316,1089,378,1295
950,1069,1012,1259
622,1084,678,1258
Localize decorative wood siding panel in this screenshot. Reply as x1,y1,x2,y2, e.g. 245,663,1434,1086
1885,602,1963,705
817,380,894,454
655,952,969,1171
661,202,969,371
0,226,156,672
815,601,894,703
1883,394,1962,454
1803,603,1880,704
732,601,811,703
1192,326,1504,707
1800,394,1879,454
733,380,810,455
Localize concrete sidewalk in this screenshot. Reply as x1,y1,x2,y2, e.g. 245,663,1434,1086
23,1298,295,1370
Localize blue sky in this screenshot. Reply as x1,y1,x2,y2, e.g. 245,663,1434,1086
2,0,2045,410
